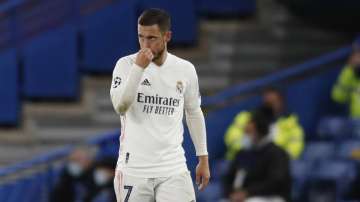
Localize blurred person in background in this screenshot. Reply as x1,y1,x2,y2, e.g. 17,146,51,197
51,147,97,202
52,147,117,202
343,141,360,201
224,88,304,160
223,107,291,202
332,42,360,118
90,157,117,202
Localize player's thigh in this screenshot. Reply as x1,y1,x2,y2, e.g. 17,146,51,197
155,171,196,202
114,170,155,202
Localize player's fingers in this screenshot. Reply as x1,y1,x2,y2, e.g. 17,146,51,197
138,48,146,54
142,48,151,55
202,174,210,188
143,49,153,59
139,48,150,55
147,52,154,60
198,183,204,191
137,49,146,58
198,174,210,191
195,172,201,186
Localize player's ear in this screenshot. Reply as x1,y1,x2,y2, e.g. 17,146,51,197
164,31,172,43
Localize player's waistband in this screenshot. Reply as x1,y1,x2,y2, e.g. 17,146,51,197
116,162,188,178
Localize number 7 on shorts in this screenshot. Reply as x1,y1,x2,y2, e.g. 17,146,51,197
124,185,133,202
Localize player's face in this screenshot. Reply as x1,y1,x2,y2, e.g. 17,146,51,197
138,24,171,61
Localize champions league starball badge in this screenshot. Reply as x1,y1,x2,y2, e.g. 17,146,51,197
113,77,122,88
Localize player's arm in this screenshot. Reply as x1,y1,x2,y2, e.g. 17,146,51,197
110,49,153,115
185,105,208,157
184,64,210,191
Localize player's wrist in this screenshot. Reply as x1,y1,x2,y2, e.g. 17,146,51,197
198,155,208,164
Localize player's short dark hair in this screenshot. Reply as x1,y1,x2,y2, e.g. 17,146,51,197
138,8,171,33
250,106,274,138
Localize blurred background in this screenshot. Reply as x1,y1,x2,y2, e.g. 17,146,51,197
0,0,359,201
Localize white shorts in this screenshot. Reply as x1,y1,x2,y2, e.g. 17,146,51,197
245,197,285,202
114,170,196,202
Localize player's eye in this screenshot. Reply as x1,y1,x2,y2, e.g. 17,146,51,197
148,37,157,41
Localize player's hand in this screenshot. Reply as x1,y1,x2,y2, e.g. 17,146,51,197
196,155,210,191
135,48,154,68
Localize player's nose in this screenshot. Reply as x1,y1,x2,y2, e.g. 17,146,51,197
143,41,151,48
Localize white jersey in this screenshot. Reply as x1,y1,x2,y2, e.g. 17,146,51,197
110,52,208,178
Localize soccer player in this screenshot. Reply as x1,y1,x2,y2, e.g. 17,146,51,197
110,8,210,202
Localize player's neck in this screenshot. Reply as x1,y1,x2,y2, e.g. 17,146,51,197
153,50,168,67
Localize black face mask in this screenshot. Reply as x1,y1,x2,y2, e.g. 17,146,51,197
354,67,360,77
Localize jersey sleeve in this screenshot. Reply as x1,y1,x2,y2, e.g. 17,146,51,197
110,57,144,115
184,64,201,110
184,64,208,156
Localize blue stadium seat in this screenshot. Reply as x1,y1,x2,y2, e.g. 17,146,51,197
0,186,5,201
6,179,28,202
351,119,360,138
197,182,222,202
317,117,352,140
291,160,311,202
210,159,231,182
138,0,198,45
0,182,13,202
22,175,40,202
81,1,138,73
291,160,310,179
8,177,36,202
302,141,336,161
338,140,360,160
22,24,79,99
309,160,357,200
0,182,17,202
196,0,256,16
27,172,48,202
0,49,19,125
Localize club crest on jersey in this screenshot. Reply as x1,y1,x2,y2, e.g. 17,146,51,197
176,81,184,95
